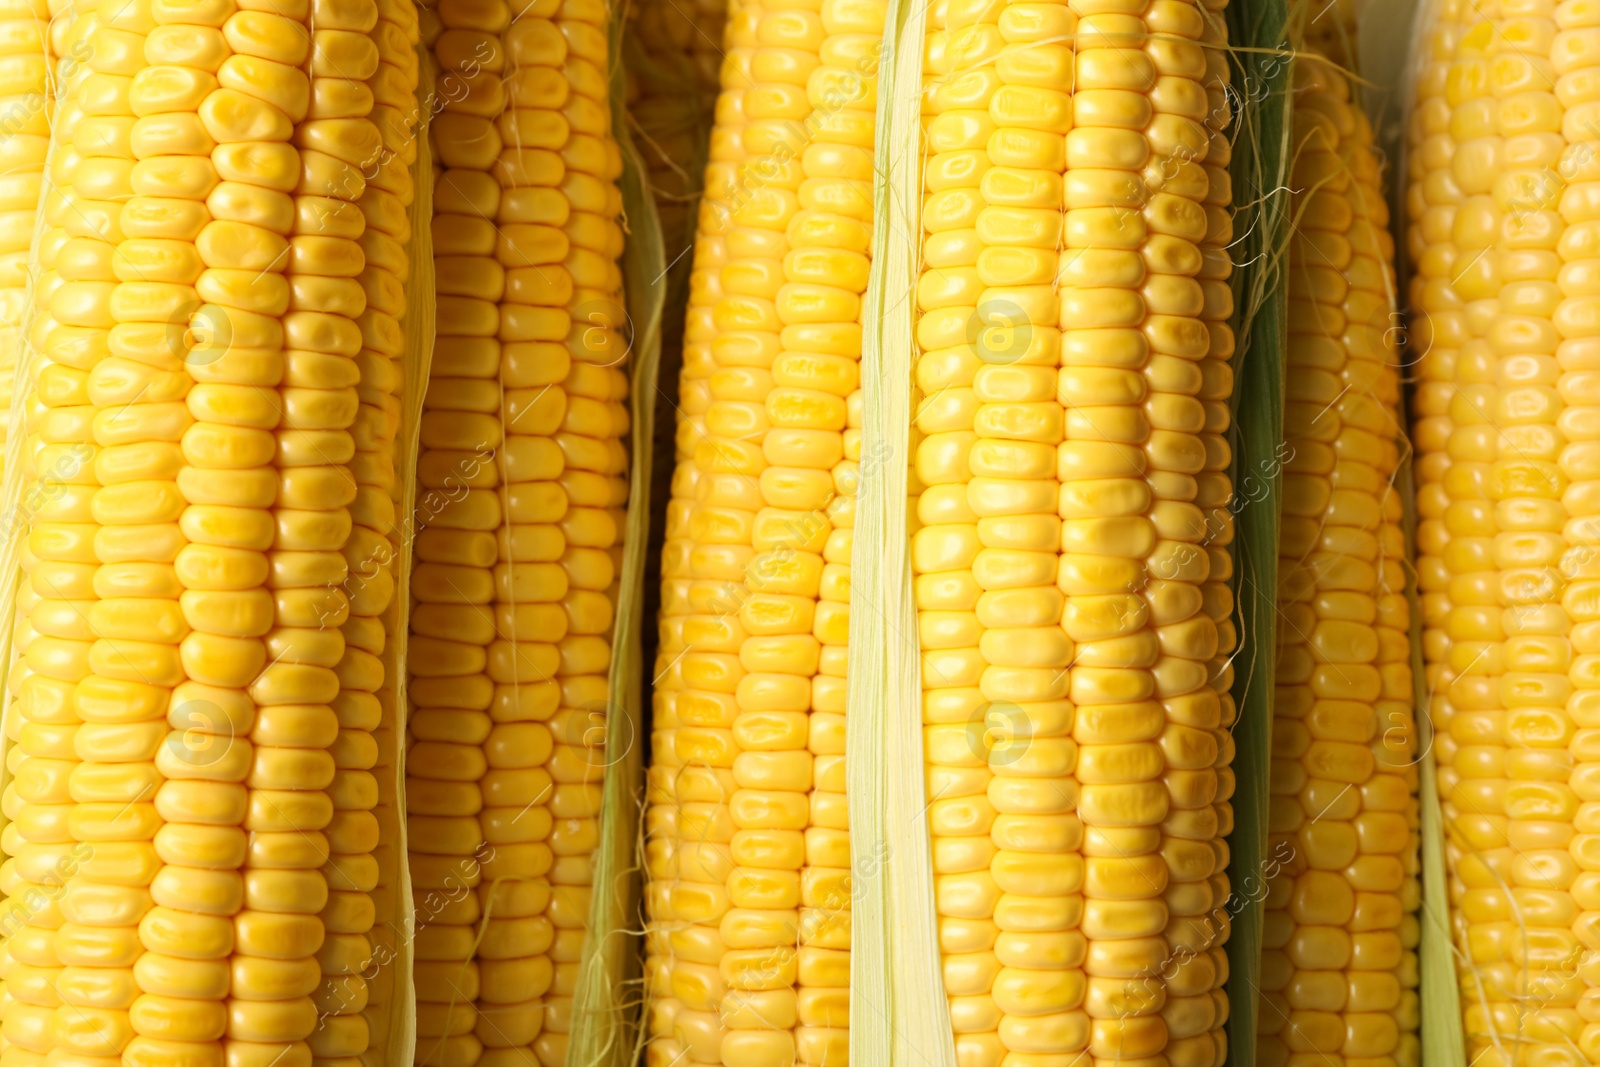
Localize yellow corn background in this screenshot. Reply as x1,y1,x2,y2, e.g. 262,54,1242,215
1406,0,1600,1058
0,0,1477,1062
404,0,632,1063
0,0,424,1063
1261,50,1421,1067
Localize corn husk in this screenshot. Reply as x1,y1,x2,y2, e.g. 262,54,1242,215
0,17,438,1062
846,0,955,1060
1217,3,1292,1065
562,3,667,1060
378,38,440,1063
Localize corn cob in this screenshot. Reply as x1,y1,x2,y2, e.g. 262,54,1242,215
644,0,882,1060
1259,54,1420,1067
0,0,418,1063
910,0,1237,1061
639,0,761,1054
316,0,422,1061
1404,0,1600,1059
0,0,52,485
406,0,630,1062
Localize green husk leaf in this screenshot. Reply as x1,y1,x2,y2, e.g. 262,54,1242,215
381,43,439,1063
846,0,956,1062
563,7,666,1060
1222,0,1291,1063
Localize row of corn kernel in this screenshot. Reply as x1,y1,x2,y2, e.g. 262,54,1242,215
0,0,61,1060
1401,0,1600,1058
1435,13,1497,1030
722,0,881,1059
0,0,51,484
1536,0,1598,1054
331,0,422,1062
246,0,382,1058
1465,4,1523,1049
1063,0,1183,1059
334,0,411,1050
1542,2,1599,1057
0,0,95,1060
129,0,256,1062
789,2,880,1061
1403,1,1471,1047
1557,3,1600,1055
641,0,760,1056
1194,4,1237,1061
1152,0,1231,1055
47,0,168,1061
1,0,100,1062
304,0,419,1062
405,0,500,1058
471,0,581,1052
732,0,831,1057
934,0,1081,1055
1153,0,1234,1060
1403,0,1462,883
1396,0,1469,1047
207,0,324,1061
640,0,757,1053
651,0,779,1052
912,0,1007,1056
1331,52,1422,1052
980,0,1080,1052
1066,0,1235,1062
528,0,631,1052
1058,0,1158,1051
